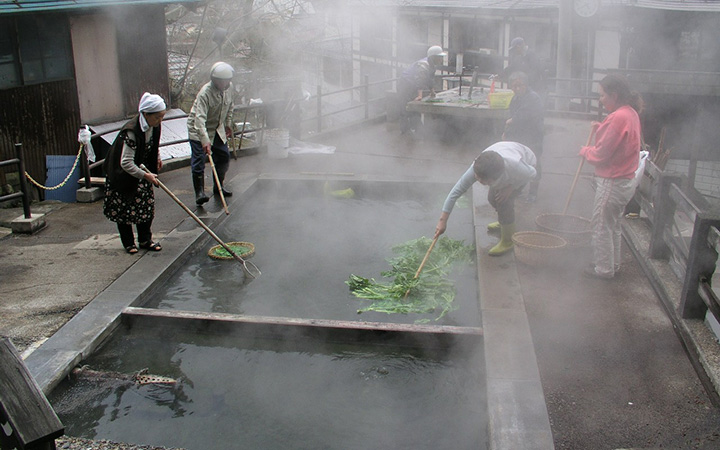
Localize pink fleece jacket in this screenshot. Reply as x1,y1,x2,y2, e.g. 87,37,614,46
580,105,641,179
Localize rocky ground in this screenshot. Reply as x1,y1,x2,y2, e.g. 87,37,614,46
56,437,184,450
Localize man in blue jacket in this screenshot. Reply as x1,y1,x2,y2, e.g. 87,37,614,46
397,45,446,135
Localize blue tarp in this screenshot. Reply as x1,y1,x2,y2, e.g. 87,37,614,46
45,155,80,203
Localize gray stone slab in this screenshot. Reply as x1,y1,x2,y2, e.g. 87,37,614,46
483,308,542,381
24,349,84,396
76,187,103,203
11,213,46,234
486,378,555,450
477,246,526,311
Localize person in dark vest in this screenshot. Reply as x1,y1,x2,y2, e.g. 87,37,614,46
397,45,446,135
503,71,545,202
103,93,166,254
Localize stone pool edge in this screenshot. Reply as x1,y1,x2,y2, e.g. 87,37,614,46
24,175,554,450
473,183,555,450
23,175,258,394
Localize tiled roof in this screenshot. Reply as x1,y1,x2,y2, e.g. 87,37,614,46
347,0,720,11
0,0,201,14
347,0,556,9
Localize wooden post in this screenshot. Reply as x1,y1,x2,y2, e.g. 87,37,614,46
0,338,64,450
648,170,683,259
364,74,370,120
679,213,720,319
15,143,32,219
316,85,322,134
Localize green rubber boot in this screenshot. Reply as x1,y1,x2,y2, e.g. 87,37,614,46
486,221,500,233
488,223,515,256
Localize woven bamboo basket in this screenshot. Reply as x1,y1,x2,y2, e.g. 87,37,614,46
512,231,567,266
207,241,255,260
535,213,592,247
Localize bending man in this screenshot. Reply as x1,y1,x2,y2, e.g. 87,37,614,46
435,141,536,256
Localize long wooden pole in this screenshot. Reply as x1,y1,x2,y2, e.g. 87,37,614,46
237,109,249,156
404,235,439,299
140,165,259,279
208,153,229,215
563,128,596,215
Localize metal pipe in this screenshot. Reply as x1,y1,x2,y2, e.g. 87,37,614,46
316,85,322,133
364,75,369,120
81,145,91,189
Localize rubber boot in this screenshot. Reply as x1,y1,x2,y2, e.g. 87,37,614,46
213,166,232,197
486,221,500,233
488,223,515,256
193,173,209,205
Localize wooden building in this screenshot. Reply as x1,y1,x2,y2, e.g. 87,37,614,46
311,1,720,191
0,0,200,198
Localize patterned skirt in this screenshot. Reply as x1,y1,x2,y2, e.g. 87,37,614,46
103,179,155,224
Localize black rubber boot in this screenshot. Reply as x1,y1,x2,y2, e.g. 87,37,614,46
193,173,209,205
213,165,232,197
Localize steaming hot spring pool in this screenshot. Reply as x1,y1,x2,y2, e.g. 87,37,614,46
49,178,487,449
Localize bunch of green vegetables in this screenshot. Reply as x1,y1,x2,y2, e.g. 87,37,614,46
346,236,474,322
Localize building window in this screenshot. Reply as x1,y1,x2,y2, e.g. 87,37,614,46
359,16,393,60
323,56,352,88
0,15,73,89
397,16,428,64
0,19,20,88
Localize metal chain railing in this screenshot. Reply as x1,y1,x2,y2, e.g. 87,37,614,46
24,144,84,191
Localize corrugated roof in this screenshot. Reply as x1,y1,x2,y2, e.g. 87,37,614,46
347,0,720,11
90,109,191,161
347,0,556,9
619,0,720,11
0,0,202,14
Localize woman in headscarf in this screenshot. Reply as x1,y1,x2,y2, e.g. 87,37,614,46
580,74,643,279
103,92,167,254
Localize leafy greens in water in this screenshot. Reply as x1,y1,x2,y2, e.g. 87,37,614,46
346,236,474,322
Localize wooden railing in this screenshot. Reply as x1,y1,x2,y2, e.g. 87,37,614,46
0,143,32,219
303,75,398,135
634,160,720,324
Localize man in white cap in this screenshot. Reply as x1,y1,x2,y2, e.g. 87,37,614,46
396,45,447,135
187,61,235,205
501,37,544,93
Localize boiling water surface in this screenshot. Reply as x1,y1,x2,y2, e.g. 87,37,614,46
145,179,479,326
50,326,487,450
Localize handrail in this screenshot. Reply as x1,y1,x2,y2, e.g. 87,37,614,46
0,144,32,219
635,158,720,325
303,75,397,134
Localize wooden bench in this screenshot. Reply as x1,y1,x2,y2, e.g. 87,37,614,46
0,338,64,450
76,176,105,187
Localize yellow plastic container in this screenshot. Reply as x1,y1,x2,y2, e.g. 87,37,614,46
488,91,514,109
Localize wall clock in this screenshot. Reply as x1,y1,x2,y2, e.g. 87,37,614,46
574,0,600,17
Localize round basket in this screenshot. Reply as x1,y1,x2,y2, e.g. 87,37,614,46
535,213,592,247
207,241,255,260
512,231,567,266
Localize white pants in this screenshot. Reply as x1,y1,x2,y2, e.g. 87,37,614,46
591,177,635,277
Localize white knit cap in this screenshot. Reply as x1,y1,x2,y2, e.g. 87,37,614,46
138,92,166,113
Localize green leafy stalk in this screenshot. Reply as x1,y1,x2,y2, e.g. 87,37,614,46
345,236,474,321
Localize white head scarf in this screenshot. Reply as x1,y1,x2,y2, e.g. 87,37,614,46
138,92,166,132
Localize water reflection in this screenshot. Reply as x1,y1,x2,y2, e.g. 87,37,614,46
51,327,486,450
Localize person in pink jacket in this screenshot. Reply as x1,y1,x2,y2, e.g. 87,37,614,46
580,74,643,279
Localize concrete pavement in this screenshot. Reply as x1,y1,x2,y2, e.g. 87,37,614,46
1,117,720,449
